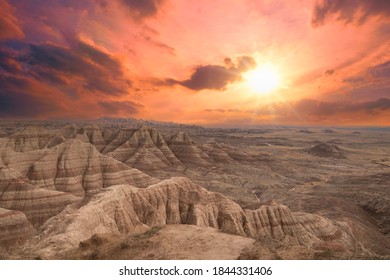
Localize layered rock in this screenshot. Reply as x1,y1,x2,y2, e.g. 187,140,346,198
101,128,136,154
244,204,342,246
200,142,234,163
307,143,346,158
0,208,35,247
1,126,54,152
29,177,349,257
0,145,45,176
167,132,212,166
73,125,106,152
60,124,80,139
105,126,181,170
27,140,158,197
0,166,79,227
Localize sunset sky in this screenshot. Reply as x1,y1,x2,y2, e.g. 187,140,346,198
1,0,390,126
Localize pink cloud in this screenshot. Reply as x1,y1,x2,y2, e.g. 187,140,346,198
0,0,24,41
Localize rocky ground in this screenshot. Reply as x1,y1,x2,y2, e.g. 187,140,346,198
0,119,389,259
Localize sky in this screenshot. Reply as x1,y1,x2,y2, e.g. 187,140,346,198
1,0,390,126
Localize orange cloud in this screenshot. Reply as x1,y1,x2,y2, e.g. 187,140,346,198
0,0,24,41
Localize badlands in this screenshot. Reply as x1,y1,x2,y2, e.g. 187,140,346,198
0,118,389,259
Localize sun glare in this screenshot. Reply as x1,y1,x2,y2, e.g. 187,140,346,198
243,64,281,94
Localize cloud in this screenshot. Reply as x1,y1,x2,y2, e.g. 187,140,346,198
0,35,140,118
0,0,24,41
344,60,390,85
324,69,335,75
0,48,22,73
118,0,166,19
236,56,257,72
76,41,123,75
21,40,131,96
367,60,390,78
98,100,144,115
312,0,390,26
279,98,390,118
168,56,256,91
139,33,175,55
0,75,62,118
180,65,239,90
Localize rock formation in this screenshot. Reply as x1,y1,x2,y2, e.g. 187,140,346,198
1,126,55,152
200,142,234,163
0,166,79,227
27,140,158,197
0,122,387,260
0,208,35,247
73,125,107,152
27,177,350,258
105,126,181,170
167,132,212,166
307,143,346,158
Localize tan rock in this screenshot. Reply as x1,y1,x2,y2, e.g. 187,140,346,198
28,177,348,257
0,207,35,247
0,166,79,227
167,132,212,166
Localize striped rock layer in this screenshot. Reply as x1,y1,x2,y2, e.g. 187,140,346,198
27,140,158,197
0,208,35,247
30,177,351,257
0,166,79,227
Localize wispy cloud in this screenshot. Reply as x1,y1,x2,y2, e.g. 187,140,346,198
312,0,390,26
0,0,24,41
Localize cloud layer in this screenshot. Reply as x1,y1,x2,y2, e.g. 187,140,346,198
0,0,24,40
118,0,165,19
312,0,390,26
169,56,256,91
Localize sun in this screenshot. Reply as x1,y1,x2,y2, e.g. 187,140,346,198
243,64,281,93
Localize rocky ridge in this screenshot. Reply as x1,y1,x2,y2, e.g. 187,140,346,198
25,177,353,258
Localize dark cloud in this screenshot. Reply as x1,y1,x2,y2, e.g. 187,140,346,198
367,60,390,78
324,69,335,75
0,48,22,73
27,44,87,74
180,65,239,91
0,75,61,118
169,56,256,91
23,40,131,96
0,0,24,41
76,41,123,75
31,68,69,86
98,100,144,115
0,36,135,118
312,0,390,26
118,0,165,19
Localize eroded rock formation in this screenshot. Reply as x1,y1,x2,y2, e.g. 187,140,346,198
0,208,35,247
28,177,350,258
